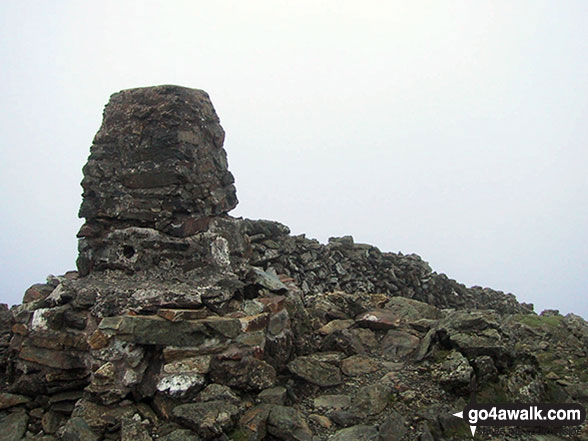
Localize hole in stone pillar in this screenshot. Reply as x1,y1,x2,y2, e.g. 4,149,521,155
122,245,135,258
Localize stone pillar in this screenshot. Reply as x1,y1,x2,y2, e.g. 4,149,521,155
77,85,240,275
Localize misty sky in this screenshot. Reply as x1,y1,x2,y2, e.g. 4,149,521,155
0,1,586,318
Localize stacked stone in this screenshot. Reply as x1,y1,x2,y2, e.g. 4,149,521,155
3,85,576,441
239,219,530,314
77,85,239,276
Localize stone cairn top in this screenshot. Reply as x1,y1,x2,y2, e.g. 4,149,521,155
79,85,237,235
76,86,239,275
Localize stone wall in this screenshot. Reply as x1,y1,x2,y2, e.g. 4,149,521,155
239,219,530,315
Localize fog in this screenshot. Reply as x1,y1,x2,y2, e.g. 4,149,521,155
1,1,586,317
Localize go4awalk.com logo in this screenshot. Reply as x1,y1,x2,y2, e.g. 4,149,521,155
453,403,586,436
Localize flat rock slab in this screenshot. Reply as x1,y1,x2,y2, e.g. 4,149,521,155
0,392,30,410
288,356,342,387
313,395,351,411
0,412,29,441
267,405,313,441
99,314,241,345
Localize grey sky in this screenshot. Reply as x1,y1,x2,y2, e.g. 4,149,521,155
1,1,586,317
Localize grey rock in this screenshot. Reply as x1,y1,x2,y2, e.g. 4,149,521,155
266,405,313,441
352,383,393,417
288,356,342,387
0,412,28,441
378,411,407,441
438,350,473,393
258,386,287,405
173,401,239,438
121,418,153,441
62,417,99,441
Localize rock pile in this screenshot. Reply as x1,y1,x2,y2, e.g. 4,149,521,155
1,86,587,441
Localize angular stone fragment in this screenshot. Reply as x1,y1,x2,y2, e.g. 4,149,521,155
210,351,276,391
288,356,342,387
258,386,287,405
381,329,421,359
173,400,239,438
197,383,241,404
157,373,206,400
266,405,313,441
23,283,55,303
0,392,30,410
0,411,29,441
62,417,99,441
239,404,271,441
248,267,288,292
438,350,473,393
70,399,136,432
19,345,85,369
351,383,393,417
318,319,354,335
378,410,407,441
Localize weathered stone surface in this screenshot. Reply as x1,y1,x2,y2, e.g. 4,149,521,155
378,410,407,441
381,329,421,359
156,373,206,400
23,283,55,304
340,355,380,376
197,383,240,404
121,418,153,441
70,399,136,432
0,411,29,441
356,310,403,330
173,400,239,438
42,410,66,434
0,392,30,410
238,404,271,441
266,405,313,441
210,353,276,391
318,319,354,335
258,386,287,405
288,356,342,387
62,417,99,441
19,345,85,369
313,395,351,411
78,86,238,275
437,351,473,393
98,314,240,345
351,383,393,417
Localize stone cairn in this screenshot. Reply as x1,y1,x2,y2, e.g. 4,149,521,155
2,86,586,441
